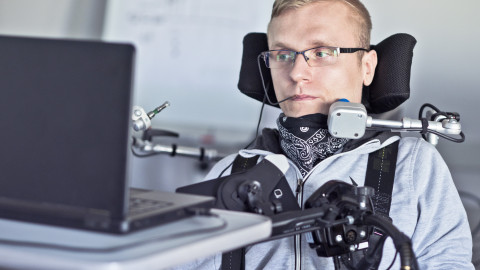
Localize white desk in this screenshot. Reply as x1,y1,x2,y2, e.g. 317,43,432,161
0,209,271,270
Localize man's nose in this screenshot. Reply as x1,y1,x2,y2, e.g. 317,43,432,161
289,53,312,82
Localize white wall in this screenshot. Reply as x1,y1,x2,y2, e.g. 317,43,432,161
103,0,275,146
0,0,105,39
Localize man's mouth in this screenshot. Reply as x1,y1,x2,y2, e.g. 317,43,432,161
290,94,317,101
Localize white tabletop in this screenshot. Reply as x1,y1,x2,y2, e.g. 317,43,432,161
0,209,271,270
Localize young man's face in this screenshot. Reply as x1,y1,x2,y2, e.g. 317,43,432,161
268,1,376,117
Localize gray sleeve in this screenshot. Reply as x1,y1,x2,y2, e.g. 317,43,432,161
409,139,474,269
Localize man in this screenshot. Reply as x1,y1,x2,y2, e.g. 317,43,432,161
175,0,474,269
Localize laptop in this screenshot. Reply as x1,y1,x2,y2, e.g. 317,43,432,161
0,35,214,234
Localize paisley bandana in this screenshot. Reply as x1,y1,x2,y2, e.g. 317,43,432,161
277,113,349,176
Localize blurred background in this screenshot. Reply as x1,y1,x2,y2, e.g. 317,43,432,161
0,0,478,261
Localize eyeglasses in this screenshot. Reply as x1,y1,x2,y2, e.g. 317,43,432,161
259,46,368,69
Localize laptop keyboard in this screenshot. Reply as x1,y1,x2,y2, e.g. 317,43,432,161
128,197,173,215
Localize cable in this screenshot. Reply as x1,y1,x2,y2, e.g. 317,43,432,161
363,214,419,270
430,112,449,121
0,212,228,253
417,103,464,142
218,53,297,185
418,103,441,140
256,54,294,106
430,129,465,143
198,54,297,178
217,160,234,178
354,234,388,269
386,251,399,270
244,95,267,150
217,96,267,178
418,103,442,120
412,128,465,143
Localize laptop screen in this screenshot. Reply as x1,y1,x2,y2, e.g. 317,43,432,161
0,35,135,218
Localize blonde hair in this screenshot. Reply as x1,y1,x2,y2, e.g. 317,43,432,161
269,0,372,49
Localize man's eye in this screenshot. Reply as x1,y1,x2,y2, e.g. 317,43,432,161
314,49,332,58
276,53,291,62
316,51,329,57
310,47,337,58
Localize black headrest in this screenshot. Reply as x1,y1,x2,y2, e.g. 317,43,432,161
237,33,417,114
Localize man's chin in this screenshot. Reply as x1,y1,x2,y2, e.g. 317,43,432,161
280,100,329,117
282,109,329,118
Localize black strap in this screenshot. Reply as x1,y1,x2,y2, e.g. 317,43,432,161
231,154,260,173
221,155,259,270
222,248,246,270
336,141,400,270
365,140,399,217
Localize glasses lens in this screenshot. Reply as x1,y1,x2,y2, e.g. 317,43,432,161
266,50,294,68
306,47,338,67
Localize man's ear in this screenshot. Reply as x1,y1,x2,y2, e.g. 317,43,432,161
362,49,377,86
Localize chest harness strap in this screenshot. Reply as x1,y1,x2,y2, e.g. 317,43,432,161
220,155,259,270
334,140,399,270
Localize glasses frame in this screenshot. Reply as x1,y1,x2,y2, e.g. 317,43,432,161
260,46,368,68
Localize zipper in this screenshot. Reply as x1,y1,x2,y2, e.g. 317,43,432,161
295,177,304,270
291,149,347,270
292,150,349,270
245,140,386,269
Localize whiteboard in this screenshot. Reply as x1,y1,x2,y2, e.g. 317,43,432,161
103,0,276,144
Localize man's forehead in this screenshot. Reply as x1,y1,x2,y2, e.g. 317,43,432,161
271,0,359,20
267,1,360,49
269,38,337,50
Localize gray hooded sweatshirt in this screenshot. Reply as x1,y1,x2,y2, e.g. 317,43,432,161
172,130,474,270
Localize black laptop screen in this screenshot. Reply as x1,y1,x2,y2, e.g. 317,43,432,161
0,35,135,218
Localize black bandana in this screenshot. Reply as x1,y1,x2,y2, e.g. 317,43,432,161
277,113,349,177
